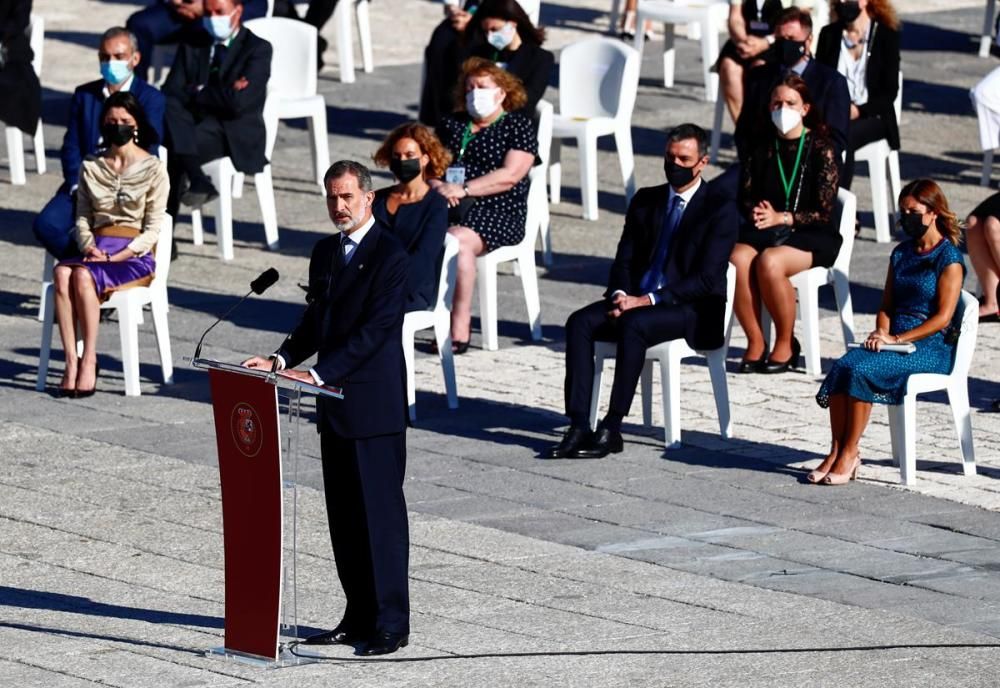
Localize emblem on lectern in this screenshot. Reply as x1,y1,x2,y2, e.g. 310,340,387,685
230,403,264,458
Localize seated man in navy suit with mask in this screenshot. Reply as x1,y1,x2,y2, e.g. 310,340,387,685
546,124,738,459
32,27,165,259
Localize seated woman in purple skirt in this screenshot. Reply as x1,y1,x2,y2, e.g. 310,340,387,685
53,91,168,397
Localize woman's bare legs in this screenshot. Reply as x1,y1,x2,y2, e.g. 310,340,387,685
966,214,1000,317
755,246,812,362
718,56,744,123
53,265,78,393
808,393,847,481
448,225,487,344
826,397,871,480
70,267,102,392
730,242,766,361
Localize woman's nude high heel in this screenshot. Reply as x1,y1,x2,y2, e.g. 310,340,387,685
822,456,860,485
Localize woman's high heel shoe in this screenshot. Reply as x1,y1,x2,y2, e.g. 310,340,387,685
822,455,860,486
74,362,100,399
763,337,801,374
806,468,828,484
738,355,766,374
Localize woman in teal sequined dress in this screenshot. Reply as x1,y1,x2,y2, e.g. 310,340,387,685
812,179,966,485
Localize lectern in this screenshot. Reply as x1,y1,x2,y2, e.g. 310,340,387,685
193,358,343,667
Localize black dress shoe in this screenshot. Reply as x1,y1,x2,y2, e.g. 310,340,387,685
360,631,408,656
304,625,367,646
571,423,624,459
737,357,765,373
762,337,801,374
542,426,592,459
180,180,219,209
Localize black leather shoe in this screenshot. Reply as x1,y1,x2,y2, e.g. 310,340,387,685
763,337,801,374
737,357,765,374
304,625,367,646
180,180,219,209
571,423,624,459
360,631,408,656
542,426,592,459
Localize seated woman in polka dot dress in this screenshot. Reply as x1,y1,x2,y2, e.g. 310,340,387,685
432,57,538,352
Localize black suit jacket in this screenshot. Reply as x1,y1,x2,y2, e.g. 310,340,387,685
373,188,449,312
161,27,271,174
278,222,410,439
607,180,738,350
736,59,851,169
816,21,900,151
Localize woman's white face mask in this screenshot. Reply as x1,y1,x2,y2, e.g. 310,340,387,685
771,106,803,135
466,87,501,119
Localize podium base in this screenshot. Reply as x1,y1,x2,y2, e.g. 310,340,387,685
206,642,325,668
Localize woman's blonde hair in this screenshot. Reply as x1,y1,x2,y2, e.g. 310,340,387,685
830,0,900,31
898,178,961,246
453,57,528,113
373,122,452,179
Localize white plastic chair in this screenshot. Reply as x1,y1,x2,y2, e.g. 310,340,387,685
515,0,540,25
331,0,374,84
761,189,858,376
633,0,729,103
189,156,280,261
37,215,175,397
403,233,460,421
887,291,979,485
589,263,736,449
4,14,46,185
981,0,997,58
244,17,330,188
856,71,903,244
549,37,638,221
532,100,554,267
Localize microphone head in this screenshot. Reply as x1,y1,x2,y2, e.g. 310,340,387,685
250,268,280,295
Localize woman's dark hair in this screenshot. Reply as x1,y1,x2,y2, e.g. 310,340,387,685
465,0,545,47
899,178,961,246
100,91,158,150
770,73,828,136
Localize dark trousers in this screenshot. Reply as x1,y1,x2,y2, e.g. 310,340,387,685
165,99,229,216
418,20,463,126
320,429,409,636
303,0,340,29
33,189,80,259
564,300,691,427
843,115,892,191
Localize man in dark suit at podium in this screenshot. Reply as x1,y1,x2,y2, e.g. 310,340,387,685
243,160,411,656
545,124,738,459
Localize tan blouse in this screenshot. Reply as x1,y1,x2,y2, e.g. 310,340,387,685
73,155,169,256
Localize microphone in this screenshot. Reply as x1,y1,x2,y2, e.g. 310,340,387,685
193,268,280,361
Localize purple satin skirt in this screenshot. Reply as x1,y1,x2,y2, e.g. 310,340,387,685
58,233,156,301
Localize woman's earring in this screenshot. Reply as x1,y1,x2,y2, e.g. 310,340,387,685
133,130,140,144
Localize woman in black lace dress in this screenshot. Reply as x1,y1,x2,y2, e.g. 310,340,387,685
730,74,841,374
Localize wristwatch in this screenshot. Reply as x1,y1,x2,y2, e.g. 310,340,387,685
462,183,471,197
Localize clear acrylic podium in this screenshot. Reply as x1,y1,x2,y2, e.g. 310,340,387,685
192,358,343,668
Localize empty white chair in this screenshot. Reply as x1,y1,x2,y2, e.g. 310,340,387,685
549,37,638,221
981,0,997,58
532,100,554,267
403,233,460,421
244,17,330,188
37,215,175,397
4,13,46,185
856,71,903,243
887,291,979,485
972,65,1000,186
589,263,736,449
761,188,857,376
633,0,729,103
332,0,374,83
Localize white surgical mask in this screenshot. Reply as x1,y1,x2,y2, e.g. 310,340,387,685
203,12,235,41
771,106,803,135
466,87,501,119
486,23,516,50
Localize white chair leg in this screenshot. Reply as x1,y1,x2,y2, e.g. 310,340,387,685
36,284,55,391
118,302,142,397
983,149,995,187
705,347,732,438
517,253,543,342
403,325,417,422
231,172,245,199
640,360,653,426
435,315,459,410
191,209,205,245
887,149,902,215
335,0,356,83
309,109,330,189
355,0,374,73
151,297,173,385
947,382,977,476
589,352,607,431
890,398,917,485
579,133,599,221
887,401,902,467
5,126,26,185
477,259,499,351
549,142,562,203
38,253,55,321
798,283,822,375
661,352,682,449
216,187,235,260
832,270,856,347
32,122,46,175
700,17,720,102
255,166,280,251
660,23,676,88
869,155,892,243
614,124,637,204
709,90,725,164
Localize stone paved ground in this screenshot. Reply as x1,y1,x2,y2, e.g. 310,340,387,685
2,0,1000,685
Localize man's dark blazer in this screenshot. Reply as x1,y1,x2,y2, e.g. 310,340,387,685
606,180,738,351
277,221,410,439
161,27,271,174
60,77,165,192
816,21,900,150
735,58,851,168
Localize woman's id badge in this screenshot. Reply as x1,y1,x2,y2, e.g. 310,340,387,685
445,166,466,185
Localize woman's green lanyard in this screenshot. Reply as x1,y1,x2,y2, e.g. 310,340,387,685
775,129,808,210
458,112,506,161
